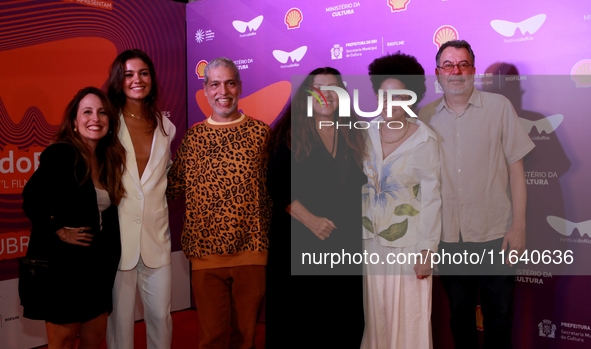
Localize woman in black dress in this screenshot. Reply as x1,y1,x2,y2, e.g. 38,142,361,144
266,67,367,348
19,87,125,349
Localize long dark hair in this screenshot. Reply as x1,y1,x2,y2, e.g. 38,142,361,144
53,87,126,205
106,49,167,135
269,67,366,167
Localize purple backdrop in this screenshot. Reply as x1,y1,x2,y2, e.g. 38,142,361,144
186,0,591,348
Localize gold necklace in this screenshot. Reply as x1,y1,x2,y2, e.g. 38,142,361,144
380,121,409,144
124,109,142,120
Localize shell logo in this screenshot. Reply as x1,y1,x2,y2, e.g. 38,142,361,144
570,59,591,88
285,8,303,29
388,0,410,12
195,60,208,79
433,25,459,49
476,305,484,331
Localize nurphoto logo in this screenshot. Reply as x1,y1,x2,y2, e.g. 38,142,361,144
307,86,417,130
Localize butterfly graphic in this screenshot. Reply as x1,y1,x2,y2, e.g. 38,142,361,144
232,15,264,33
547,216,591,237
519,114,563,134
272,46,308,64
490,14,546,37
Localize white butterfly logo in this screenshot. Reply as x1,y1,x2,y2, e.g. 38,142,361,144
547,216,591,237
232,15,264,33
490,14,546,37
519,114,563,134
272,46,308,64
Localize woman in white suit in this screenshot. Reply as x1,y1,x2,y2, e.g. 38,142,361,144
105,49,176,349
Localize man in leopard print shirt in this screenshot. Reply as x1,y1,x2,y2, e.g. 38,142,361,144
167,57,271,349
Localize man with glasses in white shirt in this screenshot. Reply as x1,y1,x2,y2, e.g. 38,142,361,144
419,40,534,349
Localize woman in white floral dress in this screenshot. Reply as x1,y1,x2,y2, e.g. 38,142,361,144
361,52,442,349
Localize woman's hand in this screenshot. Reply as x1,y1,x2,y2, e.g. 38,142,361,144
56,227,93,246
305,215,337,241
414,249,433,279
287,200,337,241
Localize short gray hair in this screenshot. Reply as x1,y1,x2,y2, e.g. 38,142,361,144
203,57,241,84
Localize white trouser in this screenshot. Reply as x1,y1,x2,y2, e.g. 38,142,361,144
107,258,172,349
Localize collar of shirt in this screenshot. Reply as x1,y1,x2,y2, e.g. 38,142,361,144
436,88,483,116
367,116,438,158
207,113,246,125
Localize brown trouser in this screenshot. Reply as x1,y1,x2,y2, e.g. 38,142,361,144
191,265,265,349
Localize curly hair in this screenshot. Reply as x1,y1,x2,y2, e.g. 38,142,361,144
268,67,366,167
53,87,126,205
368,51,427,105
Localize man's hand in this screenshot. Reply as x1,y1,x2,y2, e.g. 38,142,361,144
502,226,526,266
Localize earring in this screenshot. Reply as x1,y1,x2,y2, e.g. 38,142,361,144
74,126,78,132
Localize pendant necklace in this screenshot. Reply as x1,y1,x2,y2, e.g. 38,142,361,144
380,121,408,144
124,109,142,120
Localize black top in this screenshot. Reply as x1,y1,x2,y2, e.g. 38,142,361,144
273,135,366,275
20,143,121,324
266,133,366,347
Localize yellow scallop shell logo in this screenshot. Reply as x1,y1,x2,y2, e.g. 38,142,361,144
195,60,208,79
433,25,459,49
388,0,410,12
570,59,591,88
285,8,303,29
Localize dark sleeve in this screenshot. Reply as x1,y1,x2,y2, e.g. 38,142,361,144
98,204,122,269
266,142,292,212
166,128,190,200
22,143,79,234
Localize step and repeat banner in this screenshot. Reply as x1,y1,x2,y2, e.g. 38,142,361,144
0,1,189,348
186,0,591,348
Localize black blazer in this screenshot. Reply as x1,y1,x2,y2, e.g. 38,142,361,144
23,143,119,261
20,142,121,323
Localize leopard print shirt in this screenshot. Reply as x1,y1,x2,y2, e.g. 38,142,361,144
167,116,271,264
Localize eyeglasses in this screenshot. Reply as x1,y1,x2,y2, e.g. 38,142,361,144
437,62,474,72
380,92,412,101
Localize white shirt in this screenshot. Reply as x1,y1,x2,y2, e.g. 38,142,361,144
362,117,442,251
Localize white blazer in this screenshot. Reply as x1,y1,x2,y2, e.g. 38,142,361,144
117,114,176,270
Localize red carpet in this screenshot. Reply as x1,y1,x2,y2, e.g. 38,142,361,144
36,309,266,349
